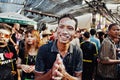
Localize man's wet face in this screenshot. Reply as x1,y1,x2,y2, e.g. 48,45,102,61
108,25,120,39
57,17,76,43
0,29,11,47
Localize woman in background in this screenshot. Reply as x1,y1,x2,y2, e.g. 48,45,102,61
17,29,41,80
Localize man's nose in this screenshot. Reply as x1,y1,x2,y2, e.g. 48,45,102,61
0,34,4,38
62,28,69,33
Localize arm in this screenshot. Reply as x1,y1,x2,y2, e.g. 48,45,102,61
16,57,22,69
99,39,120,64
100,59,120,64
35,54,63,80
34,46,54,80
9,35,16,46
57,54,82,80
35,70,52,80
62,71,82,80
17,57,35,73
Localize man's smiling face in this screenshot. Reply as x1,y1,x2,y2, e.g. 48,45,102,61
0,29,11,47
57,17,76,44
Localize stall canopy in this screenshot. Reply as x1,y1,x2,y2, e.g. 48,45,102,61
0,12,37,26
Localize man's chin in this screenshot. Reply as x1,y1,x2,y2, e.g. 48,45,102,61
59,40,70,44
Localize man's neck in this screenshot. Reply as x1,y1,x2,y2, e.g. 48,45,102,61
57,41,69,57
84,38,90,41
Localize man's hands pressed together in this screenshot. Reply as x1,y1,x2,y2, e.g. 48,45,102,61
52,54,65,80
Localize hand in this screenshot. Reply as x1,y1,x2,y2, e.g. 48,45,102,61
21,65,32,73
58,62,65,74
14,44,19,51
56,54,65,75
97,58,101,63
52,54,64,79
29,65,35,73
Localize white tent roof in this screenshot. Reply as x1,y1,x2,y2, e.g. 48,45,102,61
0,12,37,25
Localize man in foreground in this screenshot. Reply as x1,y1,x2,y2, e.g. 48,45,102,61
35,14,83,80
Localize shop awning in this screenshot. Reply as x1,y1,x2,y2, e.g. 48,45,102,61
0,12,37,26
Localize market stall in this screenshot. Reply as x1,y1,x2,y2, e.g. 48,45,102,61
0,12,37,28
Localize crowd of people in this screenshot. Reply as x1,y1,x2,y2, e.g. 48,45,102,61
0,14,120,80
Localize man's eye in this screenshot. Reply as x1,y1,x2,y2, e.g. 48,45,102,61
67,26,74,30
59,25,64,29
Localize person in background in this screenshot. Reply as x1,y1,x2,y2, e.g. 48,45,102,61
97,30,105,44
90,28,101,51
9,23,20,46
9,23,23,52
89,28,100,79
70,28,81,47
17,29,41,80
96,23,120,80
41,29,52,45
34,14,83,80
0,23,18,80
114,37,120,79
80,31,97,80
11,23,20,34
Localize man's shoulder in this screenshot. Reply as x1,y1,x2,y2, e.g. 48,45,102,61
102,37,110,43
40,42,53,48
71,44,82,55
81,41,96,48
91,37,99,42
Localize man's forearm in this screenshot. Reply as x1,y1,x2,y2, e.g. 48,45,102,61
62,71,82,80
35,69,52,80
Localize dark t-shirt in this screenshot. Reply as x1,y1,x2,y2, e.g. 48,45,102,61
81,41,97,63
19,48,36,79
0,45,17,80
8,33,16,46
35,40,83,76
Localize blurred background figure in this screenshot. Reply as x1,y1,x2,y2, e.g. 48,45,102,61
90,28,101,51
81,31,98,80
8,23,24,53
96,23,120,80
17,29,41,80
40,29,52,45
0,23,18,80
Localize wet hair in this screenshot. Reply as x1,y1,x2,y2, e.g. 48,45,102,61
108,23,118,31
58,14,78,30
25,29,40,47
24,29,41,57
83,31,90,38
0,23,12,32
90,28,96,35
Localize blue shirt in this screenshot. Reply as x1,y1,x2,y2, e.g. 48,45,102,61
90,36,101,51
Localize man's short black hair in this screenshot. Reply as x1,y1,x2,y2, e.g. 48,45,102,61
90,28,96,35
108,23,118,31
83,31,90,38
58,14,78,30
